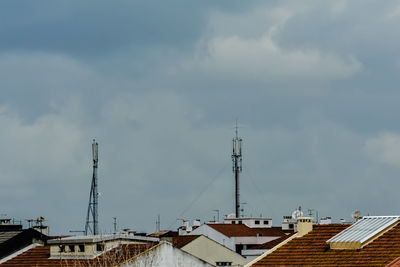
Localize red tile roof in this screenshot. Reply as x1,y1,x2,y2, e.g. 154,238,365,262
172,235,201,249
248,233,295,250
0,243,156,267
207,224,291,237
252,223,400,266
387,256,400,267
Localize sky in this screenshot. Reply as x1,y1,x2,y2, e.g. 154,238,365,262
2,0,400,235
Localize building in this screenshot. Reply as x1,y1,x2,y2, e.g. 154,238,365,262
247,216,400,266
0,233,158,266
240,233,295,262
172,234,246,267
184,217,293,261
0,221,48,262
121,241,212,267
223,217,272,228
0,233,213,267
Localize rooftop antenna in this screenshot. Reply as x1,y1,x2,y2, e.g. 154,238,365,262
113,217,118,233
85,139,99,235
232,120,243,218
156,215,161,232
213,209,220,222
308,209,313,217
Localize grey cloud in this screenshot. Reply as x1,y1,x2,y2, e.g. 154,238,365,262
0,0,268,58
2,0,400,235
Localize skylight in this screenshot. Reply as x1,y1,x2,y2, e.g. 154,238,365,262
327,216,400,249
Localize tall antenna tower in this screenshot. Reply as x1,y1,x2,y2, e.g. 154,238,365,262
85,139,99,235
232,123,243,218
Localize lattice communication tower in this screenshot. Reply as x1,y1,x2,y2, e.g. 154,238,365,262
232,125,243,218
85,139,99,235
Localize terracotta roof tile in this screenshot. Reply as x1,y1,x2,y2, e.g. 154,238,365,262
207,224,291,237
0,243,156,267
249,233,295,250
252,223,400,266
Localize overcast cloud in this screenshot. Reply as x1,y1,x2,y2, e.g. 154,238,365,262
1,0,400,234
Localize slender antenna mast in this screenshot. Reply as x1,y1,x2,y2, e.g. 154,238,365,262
85,139,99,235
232,121,242,218
156,214,161,232
113,217,117,233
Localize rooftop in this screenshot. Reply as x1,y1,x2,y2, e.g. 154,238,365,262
0,243,156,266
224,217,272,220
251,222,400,266
248,233,295,250
207,223,291,237
0,231,21,244
172,235,201,249
47,233,159,244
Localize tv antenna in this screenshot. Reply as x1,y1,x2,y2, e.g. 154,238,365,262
85,139,99,235
155,215,161,232
232,120,243,218
26,217,46,228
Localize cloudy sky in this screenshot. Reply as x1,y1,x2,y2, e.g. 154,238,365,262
2,0,400,234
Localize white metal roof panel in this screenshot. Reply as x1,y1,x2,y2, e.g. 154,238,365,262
327,216,400,244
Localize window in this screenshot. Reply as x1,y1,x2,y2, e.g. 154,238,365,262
78,245,85,252
59,245,65,253
255,220,260,225
232,221,236,224
238,220,242,224
289,223,294,229
235,244,243,254
68,245,75,252
264,220,269,225
96,244,104,251
216,262,232,266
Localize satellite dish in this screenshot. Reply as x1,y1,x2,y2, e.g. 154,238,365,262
352,210,361,220
292,210,303,220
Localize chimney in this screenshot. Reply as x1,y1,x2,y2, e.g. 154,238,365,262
320,217,332,225
178,220,191,235
297,217,313,237
33,225,49,235
193,219,200,227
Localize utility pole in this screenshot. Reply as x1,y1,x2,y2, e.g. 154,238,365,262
85,139,99,235
232,122,243,218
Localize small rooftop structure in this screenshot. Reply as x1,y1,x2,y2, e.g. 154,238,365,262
47,233,158,245
47,233,158,259
224,217,273,228
206,223,289,238
327,216,400,249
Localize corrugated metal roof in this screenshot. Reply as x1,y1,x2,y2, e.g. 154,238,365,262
327,216,400,244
